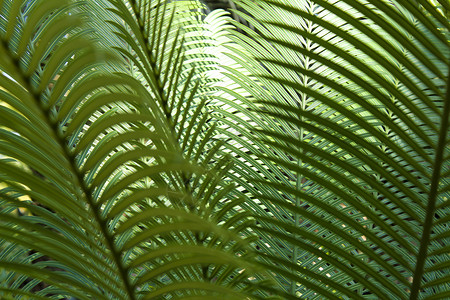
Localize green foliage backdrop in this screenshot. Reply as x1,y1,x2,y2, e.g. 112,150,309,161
0,0,448,299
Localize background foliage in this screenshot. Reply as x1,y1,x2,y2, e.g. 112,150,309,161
0,0,448,299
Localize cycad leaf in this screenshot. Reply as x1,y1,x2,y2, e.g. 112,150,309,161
0,0,260,299
216,0,449,298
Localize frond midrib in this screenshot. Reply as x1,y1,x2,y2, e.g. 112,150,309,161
0,34,135,300
410,68,450,299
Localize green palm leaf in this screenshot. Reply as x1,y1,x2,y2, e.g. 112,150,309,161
0,0,259,298
216,0,449,298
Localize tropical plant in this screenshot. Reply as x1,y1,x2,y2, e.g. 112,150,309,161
0,0,448,299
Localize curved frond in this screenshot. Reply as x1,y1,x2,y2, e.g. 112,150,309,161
216,0,449,298
0,0,259,298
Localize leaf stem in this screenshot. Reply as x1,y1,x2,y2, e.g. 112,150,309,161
0,37,136,300
410,68,450,299
291,4,314,294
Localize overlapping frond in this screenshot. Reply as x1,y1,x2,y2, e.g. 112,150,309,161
0,0,260,299
0,0,448,298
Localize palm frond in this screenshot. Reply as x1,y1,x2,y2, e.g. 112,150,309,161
216,0,449,298
0,0,259,298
